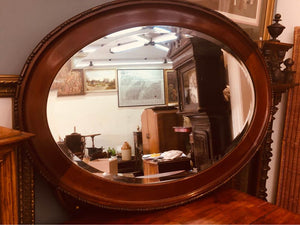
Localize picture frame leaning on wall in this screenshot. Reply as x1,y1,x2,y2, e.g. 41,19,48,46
187,0,275,40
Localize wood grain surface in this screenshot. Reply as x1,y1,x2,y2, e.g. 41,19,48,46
276,26,300,213
65,187,300,224
0,126,33,224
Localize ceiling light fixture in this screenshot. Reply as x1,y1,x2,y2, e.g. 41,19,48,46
110,40,146,53
153,33,177,43
93,60,166,66
153,26,171,34
81,46,98,53
74,59,172,68
110,33,176,53
106,26,144,38
154,44,170,52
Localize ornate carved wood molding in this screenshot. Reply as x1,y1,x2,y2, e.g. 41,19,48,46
17,148,35,224
255,42,295,200
232,15,296,201
276,26,300,213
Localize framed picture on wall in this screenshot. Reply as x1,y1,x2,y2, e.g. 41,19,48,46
57,69,85,97
50,60,85,97
85,69,117,92
165,69,179,105
186,0,275,40
117,69,165,107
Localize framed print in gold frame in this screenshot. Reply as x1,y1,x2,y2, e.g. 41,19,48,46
186,0,275,40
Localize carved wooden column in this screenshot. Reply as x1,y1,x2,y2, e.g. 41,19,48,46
253,14,296,200
276,26,300,213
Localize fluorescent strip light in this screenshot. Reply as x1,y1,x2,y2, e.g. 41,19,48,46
106,27,144,38
154,44,169,52
153,33,177,43
74,59,172,68
94,60,164,66
81,46,98,53
110,41,145,53
134,35,150,43
153,26,171,34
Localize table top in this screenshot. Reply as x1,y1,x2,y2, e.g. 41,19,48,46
65,187,300,224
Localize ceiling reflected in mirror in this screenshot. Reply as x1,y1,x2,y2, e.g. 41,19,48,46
47,25,255,184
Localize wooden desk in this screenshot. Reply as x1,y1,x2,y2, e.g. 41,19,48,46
65,187,300,224
143,157,191,175
118,157,141,173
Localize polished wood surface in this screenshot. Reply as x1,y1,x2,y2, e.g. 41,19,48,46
65,188,300,224
276,27,300,213
0,126,33,224
143,158,191,175
141,107,185,154
17,0,271,210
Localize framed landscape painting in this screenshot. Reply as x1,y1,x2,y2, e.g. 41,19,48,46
85,69,117,92
117,69,165,107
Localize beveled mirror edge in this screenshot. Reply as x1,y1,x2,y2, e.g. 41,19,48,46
16,0,271,210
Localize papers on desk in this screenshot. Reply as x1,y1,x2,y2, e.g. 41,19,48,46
142,150,186,160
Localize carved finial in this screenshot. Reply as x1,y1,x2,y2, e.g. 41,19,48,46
284,58,294,71
283,58,296,83
267,14,285,42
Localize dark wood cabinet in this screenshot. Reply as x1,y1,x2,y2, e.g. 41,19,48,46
141,107,186,154
169,37,232,171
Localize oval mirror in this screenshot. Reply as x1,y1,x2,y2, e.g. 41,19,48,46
18,0,271,210
47,25,255,184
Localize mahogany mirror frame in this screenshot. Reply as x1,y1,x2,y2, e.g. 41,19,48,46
17,0,271,210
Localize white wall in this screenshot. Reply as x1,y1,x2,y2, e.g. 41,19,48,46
266,0,300,204
0,98,12,128
47,90,145,153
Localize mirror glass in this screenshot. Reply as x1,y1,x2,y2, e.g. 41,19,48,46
47,25,254,184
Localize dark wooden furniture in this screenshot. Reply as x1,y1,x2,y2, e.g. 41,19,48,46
0,126,33,224
168,35,234,171
16,0,271,210
143,157,191,175
235,14,297,200
65,188,300,224
141,106,186,154
117,157,140,173
133,131,142,156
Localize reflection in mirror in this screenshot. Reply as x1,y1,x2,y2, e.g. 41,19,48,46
47,26,254,184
